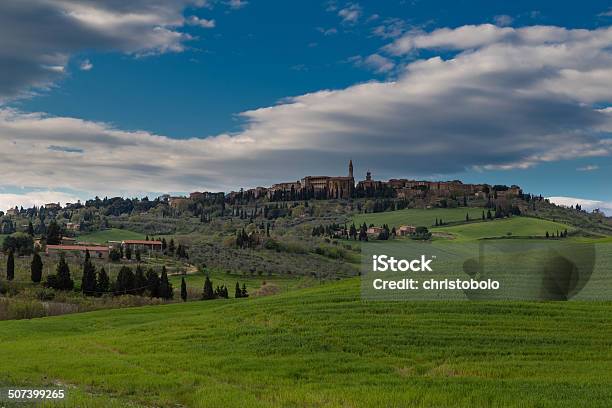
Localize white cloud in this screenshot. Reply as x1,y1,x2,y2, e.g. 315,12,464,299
547,197,612,215
80,59,93,71
598,8,612,17
1,24,612,207
0,0,208,101
316,27,338,36
493,14,514,27
351,54,395,73
577,165,599,171
187,16,215,28
0,191,81,212
338,3,362,25
226,0,248,10
372,18,408,39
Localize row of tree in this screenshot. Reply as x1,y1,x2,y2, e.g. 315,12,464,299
5,250,250,303
201,276,248,300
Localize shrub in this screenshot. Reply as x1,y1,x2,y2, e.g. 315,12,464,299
2,232,34,256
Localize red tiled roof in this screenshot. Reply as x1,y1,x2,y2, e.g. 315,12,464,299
122,240,162,245
46,245,109,251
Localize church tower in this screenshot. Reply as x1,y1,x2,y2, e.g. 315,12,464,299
348,159,354,179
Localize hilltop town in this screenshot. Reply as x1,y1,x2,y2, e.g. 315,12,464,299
163,160,523,211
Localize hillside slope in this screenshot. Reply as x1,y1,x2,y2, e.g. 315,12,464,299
1,280,612,407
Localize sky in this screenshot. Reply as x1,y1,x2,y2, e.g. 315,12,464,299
1,0,612,213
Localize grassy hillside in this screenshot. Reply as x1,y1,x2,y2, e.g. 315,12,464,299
1,279,611,407
433,217,574,241
353,207,486,228
76,228,146,244
168,270,316,296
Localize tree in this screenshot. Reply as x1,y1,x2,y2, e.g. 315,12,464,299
134,265,147,295
146,268,160,297
202,276,214,300
96,267,110,295
46,220,62,245
181,277,187,302
135,248,141,262
124,245,132,260
6,250,14,281
215,285,229,299
27,221,35,236
3,232,34,256
168,239,175,255
241,283,249,298
158,266,173,300
109,247,121,262
50,255,74,290
115,266,135,295
31,251,43,283
81,249,97,296
466,213,470,222
235,282,242,298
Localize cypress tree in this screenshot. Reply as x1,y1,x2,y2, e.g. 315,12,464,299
159,266,173,300
168,239,175,255
115,266,135,295
46,220,62,245
134,265,147,295
6,250,15,281
81,249,97,296
235,282,242,298
56,255,74,290
146,268,160,297
96,267,110,295
31,251,43,283
202,276,214,300
241,283,248,298
125,245,132,260
181,277,187,302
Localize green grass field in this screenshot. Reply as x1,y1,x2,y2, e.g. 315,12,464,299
353,207,488,228
1,278,611,407
433,217,574,241
76,228,146,244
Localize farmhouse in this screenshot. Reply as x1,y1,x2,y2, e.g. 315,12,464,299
121,240,162,252
366,226,384,236
66,222,80,231
397,225,416,236
46,245,109,258
169,197,189,209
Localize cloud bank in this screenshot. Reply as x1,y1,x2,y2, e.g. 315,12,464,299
1,23,612,209
548,197,612,216
0,0,211,101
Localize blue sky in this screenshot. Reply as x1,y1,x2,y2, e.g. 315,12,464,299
14,0,610,137
0,0,611,212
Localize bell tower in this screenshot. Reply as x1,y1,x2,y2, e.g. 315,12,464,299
348,159,354,179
